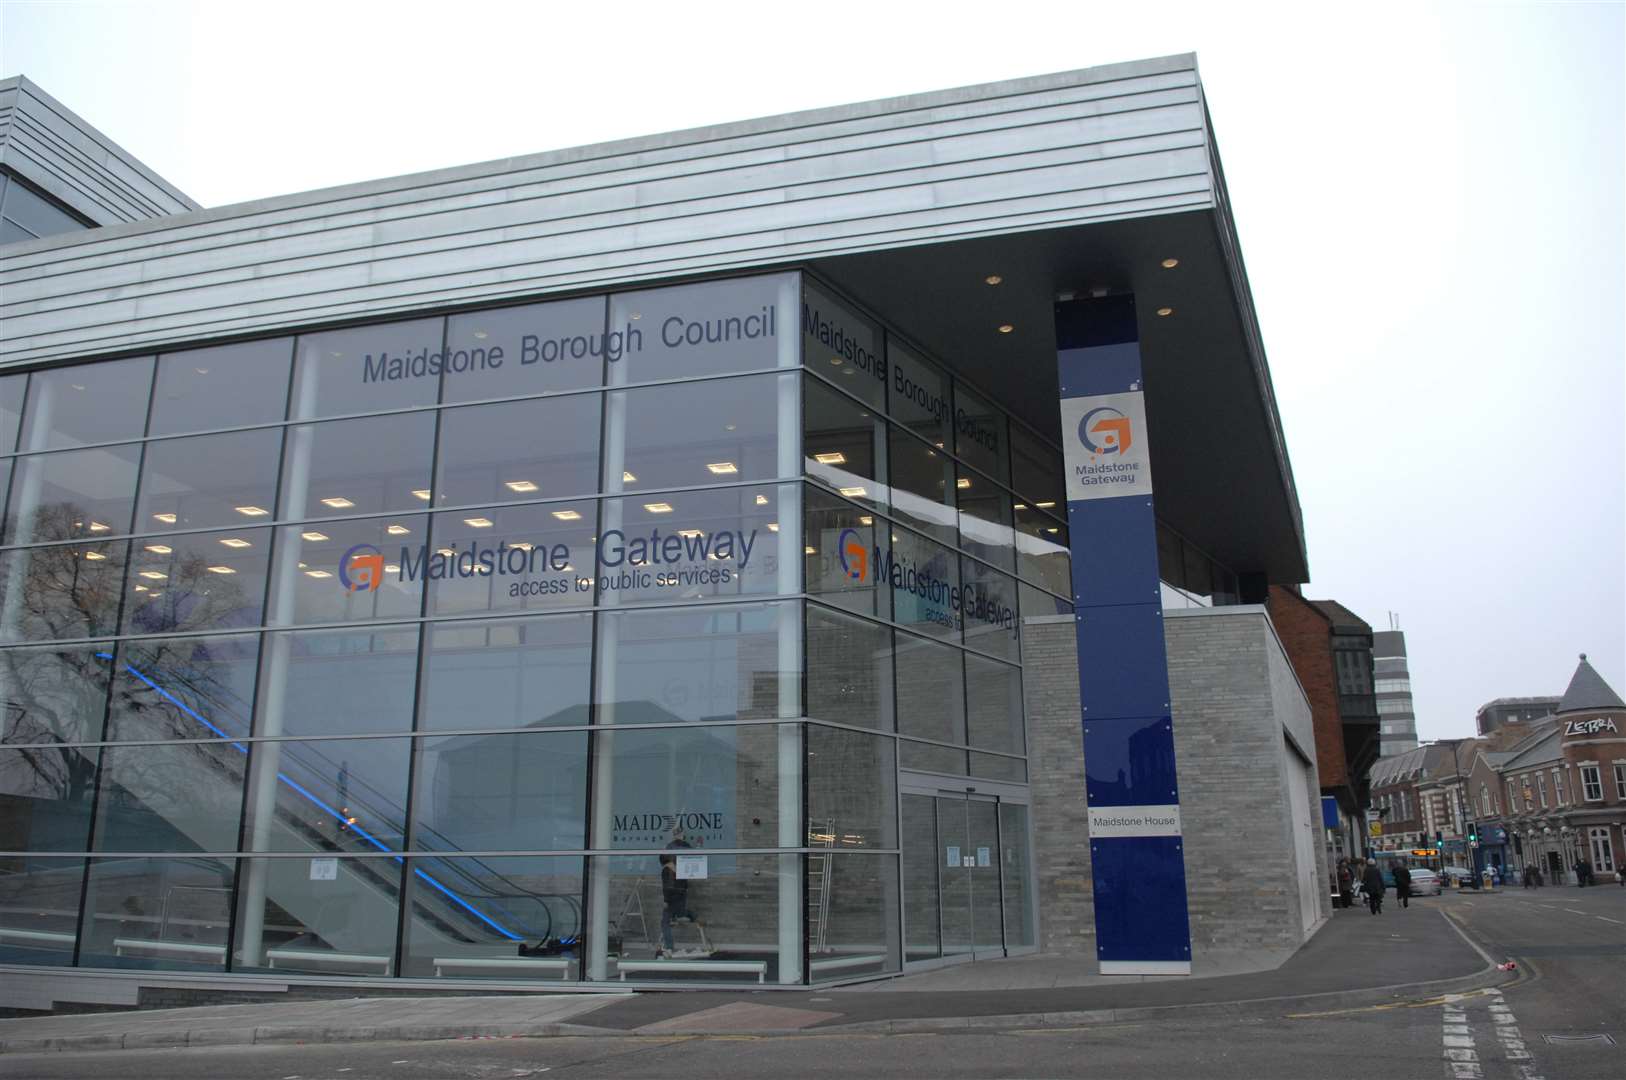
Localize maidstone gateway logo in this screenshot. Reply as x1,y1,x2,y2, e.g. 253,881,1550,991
1078,406,1133,460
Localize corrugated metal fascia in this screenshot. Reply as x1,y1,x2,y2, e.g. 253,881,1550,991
2,55,1214,366
0,75,198,223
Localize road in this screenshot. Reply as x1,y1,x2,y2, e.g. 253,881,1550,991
1,888,1619,1079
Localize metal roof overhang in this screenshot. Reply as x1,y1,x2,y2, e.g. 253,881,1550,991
808,207,1309,584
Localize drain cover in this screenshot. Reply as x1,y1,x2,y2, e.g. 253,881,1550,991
1542,1033,1616,1046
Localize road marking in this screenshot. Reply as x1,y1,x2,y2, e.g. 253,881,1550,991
1563,908,1587,915
1597,916,1623,924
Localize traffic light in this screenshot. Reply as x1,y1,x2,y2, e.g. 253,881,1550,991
1467,827,1478,844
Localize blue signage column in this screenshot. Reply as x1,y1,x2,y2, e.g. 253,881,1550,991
1054,294,1192,975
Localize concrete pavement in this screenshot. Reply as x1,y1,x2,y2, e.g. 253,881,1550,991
0,893,1511,1055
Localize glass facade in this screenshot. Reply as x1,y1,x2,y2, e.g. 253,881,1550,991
0,271,1064,985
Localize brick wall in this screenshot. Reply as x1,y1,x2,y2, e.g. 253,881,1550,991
1265,587,1347,791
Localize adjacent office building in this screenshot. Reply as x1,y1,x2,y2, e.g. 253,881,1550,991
1373,629,1418,757
0,57,1326,997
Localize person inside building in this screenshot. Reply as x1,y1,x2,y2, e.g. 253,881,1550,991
1361,860,1385,915
656,854,688,959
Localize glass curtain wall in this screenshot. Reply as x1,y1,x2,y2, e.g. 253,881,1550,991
0,274,810,985
0,269,1065,985
799,277,1068,973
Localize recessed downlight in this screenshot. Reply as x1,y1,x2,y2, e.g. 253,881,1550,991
1161,258,1179,269
997,324,1014,334
1156,307,1174,317
984,275,1003,286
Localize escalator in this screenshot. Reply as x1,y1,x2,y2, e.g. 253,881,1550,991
2,653,583,979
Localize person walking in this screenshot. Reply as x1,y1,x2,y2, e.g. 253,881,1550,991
1393,863,1412,909
1337,859,1354,910
1362,860,1385,915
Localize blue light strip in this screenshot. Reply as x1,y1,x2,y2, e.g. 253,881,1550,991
98,652,522,941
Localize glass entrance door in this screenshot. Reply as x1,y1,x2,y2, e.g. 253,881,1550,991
902,786,1025,966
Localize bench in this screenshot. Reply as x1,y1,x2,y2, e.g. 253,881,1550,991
0,927,74,947
433,956,571,979
266,948,391,975
617,959,767,982
113,938,226,962
810,953,887,975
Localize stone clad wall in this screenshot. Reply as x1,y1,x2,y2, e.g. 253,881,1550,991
1027,606,1325,962
1024,616,1094,955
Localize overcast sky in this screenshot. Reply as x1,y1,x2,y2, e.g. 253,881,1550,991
3,0,1622,741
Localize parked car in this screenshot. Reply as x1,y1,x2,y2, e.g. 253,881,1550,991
1441,866,1474,886
1407,868,1442,896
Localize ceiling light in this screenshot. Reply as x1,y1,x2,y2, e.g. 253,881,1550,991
134,584,149,593
145,544,172,554
859,516,873,525
1035,501,1056,509
552,510,582,521
1161,258,1179,269
725,424,737,432
767,523,780,532
153,512,178,524
677,529,703,538
234,505,269,517
473,331,488,340
437,547,455,557
838,486,867,498
83,551,107,561
86,521,109,533
622,471,637,483
385,564,400,573
1014,503,1028,511
206,565,237,575
505,480,539,493
218,537,252,549
984,275,1003,285
755,494,769,506
510,542,534,551
195,367,210,374
997,324,1014,334
300,531,329,542
304,569,332,579
139,570,168,580
813,452,847,465
805,546,816,555
463,517,494,528
957,477,971,489
1156,307,1174,317
411,489,432,501
706,462,738,475
1045,527,1060,534
386,524,410,536
829,357,843,366
643,502,673,514
321,497,355,509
